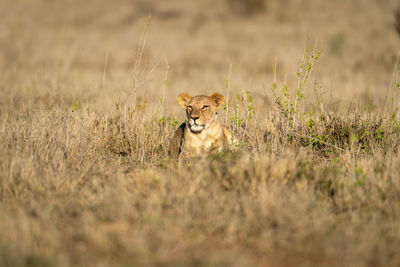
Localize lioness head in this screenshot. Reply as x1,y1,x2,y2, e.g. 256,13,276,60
177,93,224,133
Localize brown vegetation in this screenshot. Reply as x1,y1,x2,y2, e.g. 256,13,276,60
1,0,400,266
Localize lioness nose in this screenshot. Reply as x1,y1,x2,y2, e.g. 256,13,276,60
191,116,200,121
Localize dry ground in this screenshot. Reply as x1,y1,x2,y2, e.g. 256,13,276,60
1,0,400,266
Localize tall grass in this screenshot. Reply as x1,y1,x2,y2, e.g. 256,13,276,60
1,42,400,266
1,0,400,266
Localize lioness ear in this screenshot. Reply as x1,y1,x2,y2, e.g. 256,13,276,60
177,93,192,109
210,93,224,110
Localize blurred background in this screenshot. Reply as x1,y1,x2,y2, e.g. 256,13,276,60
0,0,399,115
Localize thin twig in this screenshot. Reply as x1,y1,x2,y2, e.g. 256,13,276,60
385,51,400,114
161,58,169,117
101,48,113,109
226,63,232,125
124,15,152,107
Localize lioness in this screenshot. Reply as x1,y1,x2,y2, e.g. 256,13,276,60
169,92,236,160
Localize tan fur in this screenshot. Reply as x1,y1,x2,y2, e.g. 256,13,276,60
169,93,236,160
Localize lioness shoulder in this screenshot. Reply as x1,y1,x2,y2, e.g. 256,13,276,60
169,92,236,160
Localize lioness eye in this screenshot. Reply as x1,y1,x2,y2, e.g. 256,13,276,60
187,106,192,111
202,105,209,110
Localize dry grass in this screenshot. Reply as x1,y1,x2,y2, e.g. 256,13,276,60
1,0,400,266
